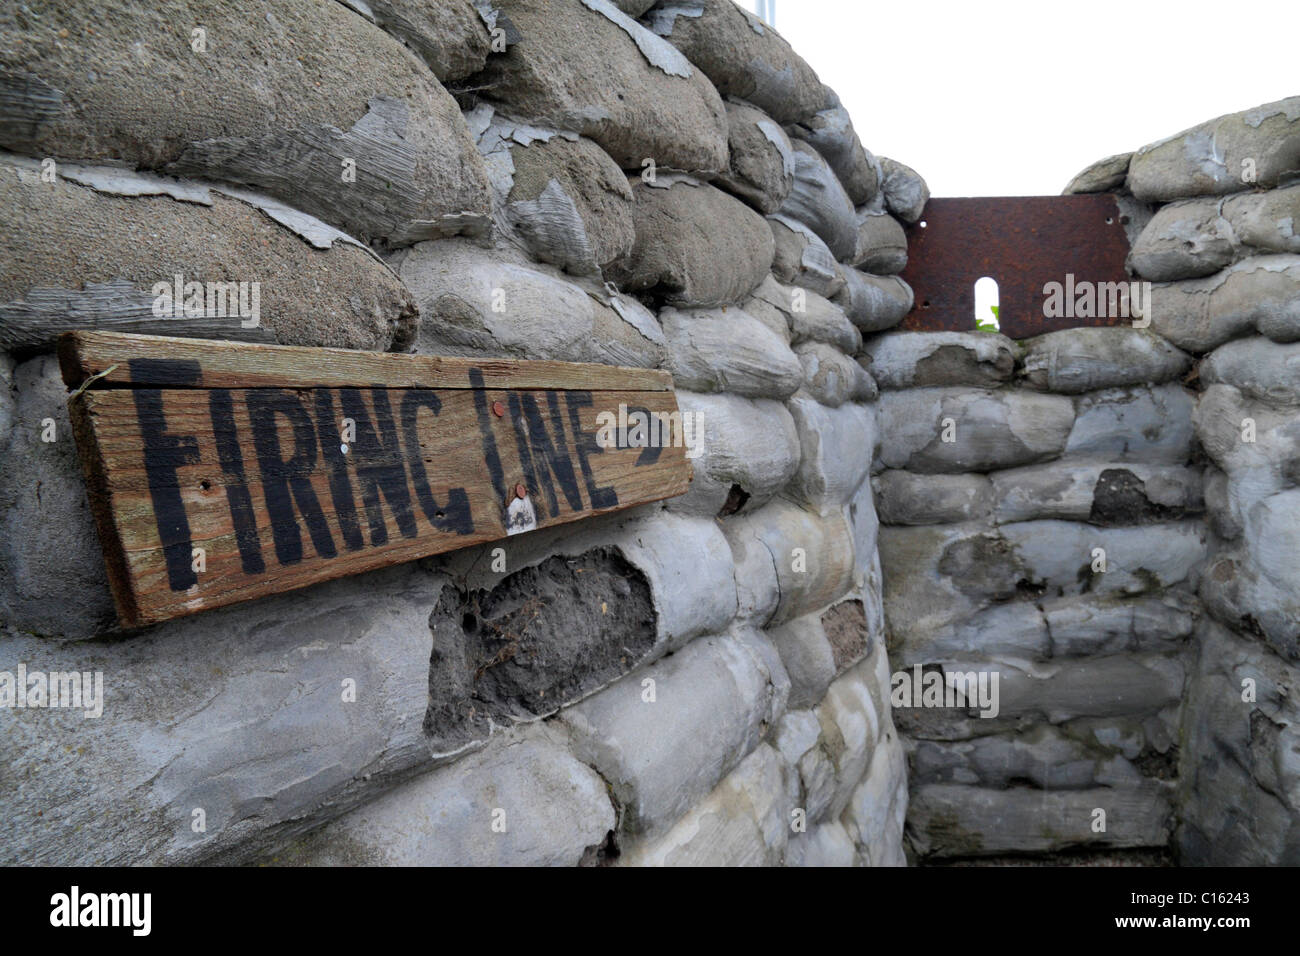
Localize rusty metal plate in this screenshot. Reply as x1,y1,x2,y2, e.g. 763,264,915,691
899,195,1133,339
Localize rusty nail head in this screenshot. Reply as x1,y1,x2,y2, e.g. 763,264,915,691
514,483,527,499
491,400,505,418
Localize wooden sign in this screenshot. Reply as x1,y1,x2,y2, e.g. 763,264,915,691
59,331,693,627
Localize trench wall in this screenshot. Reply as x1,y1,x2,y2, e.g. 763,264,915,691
877,96,1300,863
0,0,919,866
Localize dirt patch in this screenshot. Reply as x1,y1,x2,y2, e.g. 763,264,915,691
939,533,1020,600
1015,578,1048,599
718,482,751,517
1282,447,1300,488
1240,613,1265,638
1133,745,1180,781
425,547,656,751
1089,468,1186,525
917,808,986,859
1249,710,1285,774
913,343,1013,388
821,599,870,671
578,830,620,867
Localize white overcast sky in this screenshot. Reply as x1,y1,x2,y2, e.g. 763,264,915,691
768,0,1299,197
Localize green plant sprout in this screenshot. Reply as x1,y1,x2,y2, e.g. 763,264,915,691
975,303,1000,333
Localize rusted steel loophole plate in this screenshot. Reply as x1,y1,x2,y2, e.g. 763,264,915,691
898,195,1133,340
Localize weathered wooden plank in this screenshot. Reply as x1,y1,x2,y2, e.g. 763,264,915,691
58,330,674,392
70,377,694,627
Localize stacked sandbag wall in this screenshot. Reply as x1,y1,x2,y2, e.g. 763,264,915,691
1081,97,1300,865
0,0,923,867
881,95,1299,864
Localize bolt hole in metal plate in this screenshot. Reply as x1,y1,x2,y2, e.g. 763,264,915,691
898,195,1133,339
